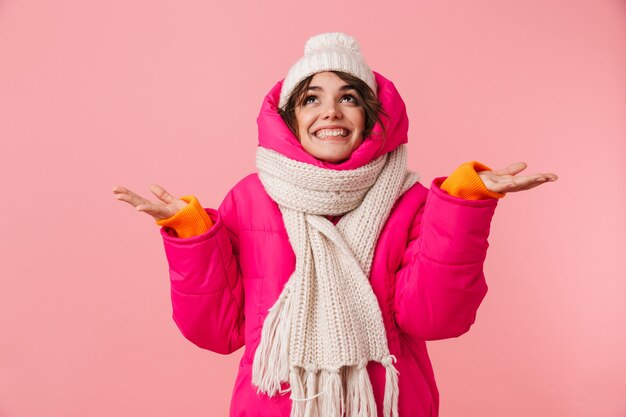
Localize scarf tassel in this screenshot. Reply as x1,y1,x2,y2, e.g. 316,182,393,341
252,287,294,396
345,363,377,417
288,361,398,417
320,370,343,417
304,368,319,417
289,366,323,417
289,368,306,417
382,356,400,417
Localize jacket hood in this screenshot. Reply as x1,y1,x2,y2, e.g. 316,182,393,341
257,72,409,170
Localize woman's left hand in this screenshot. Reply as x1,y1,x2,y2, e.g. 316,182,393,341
478,162,558,194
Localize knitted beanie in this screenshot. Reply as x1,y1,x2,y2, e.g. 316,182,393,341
278,32,377,109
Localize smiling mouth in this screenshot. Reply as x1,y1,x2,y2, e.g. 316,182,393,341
313,128,350,139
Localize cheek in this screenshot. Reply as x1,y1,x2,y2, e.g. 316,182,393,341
294,112,311,139
353,109,366,132
296,122,307,142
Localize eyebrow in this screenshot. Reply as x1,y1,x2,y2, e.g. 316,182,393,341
307,84,357,92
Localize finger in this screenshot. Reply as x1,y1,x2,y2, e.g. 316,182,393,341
517,175,559,191
492,162,527,176
112,185,145,198
114,191,150,208
517,172,558,181
149,184,177,204
500,174,560,193
518,173,560,184
504,175,548,191
112,185,145,200
504,183,541,193
136,202,175,220
112,185,129,194
506,180,549,192
538,173,559,181
114,188,154,208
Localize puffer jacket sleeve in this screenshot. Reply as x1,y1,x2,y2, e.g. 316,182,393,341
160,187,245,354
394,177,497,341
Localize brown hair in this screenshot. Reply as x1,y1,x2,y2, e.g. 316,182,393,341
278,71,387,141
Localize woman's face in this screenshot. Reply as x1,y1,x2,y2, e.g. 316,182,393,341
294,71,366,163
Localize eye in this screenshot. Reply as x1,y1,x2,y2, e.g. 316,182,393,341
303,95,318,105
340,94,358,104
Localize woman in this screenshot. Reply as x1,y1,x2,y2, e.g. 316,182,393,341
113,32,557,417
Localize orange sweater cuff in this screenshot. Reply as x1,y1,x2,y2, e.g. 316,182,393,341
441,161,506,200
156,195,214,238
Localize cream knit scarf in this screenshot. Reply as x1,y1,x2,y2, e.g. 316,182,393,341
253,144,419,417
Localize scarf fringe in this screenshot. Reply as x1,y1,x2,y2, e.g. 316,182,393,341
320,370,343,417
304,368,319,417
346,364,377,417
252,287,294,396
285,361,397,417
383,356,400,417
290,368,306,417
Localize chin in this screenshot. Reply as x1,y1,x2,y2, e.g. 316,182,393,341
314,152,351,164
301,137,362,164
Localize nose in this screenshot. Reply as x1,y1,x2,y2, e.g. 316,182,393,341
322,102,342,119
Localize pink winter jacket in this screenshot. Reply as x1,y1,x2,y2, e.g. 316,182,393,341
160,72,498,417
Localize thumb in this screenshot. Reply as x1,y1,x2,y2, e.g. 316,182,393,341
493,162,527,176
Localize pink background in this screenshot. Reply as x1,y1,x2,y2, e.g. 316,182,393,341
1,0,625,416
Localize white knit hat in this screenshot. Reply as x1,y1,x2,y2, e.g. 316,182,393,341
278,32,377,109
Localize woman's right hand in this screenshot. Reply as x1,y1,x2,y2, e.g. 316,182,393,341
112,184,188,221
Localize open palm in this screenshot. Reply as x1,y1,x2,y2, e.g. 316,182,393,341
478,162,558,194
112,184,187,221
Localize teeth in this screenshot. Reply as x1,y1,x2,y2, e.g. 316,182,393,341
315,129,348,138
